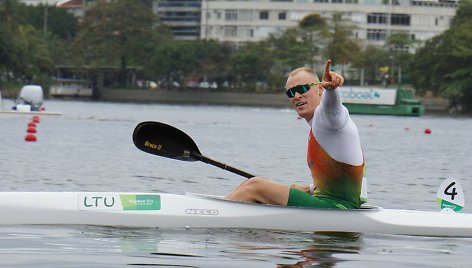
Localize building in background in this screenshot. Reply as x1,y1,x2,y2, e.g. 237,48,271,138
153,0,202,40
200,0,459,51
20,0,460,49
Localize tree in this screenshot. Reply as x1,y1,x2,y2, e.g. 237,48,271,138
298,13,327,69
353,46,390,85
322,12,361,75
412,0,472,112
16,3,78,40
229,42,273,91
265,28,312,87
73,0,170,86
0,0,57,88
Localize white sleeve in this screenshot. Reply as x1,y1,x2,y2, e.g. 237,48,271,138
311,88,363,166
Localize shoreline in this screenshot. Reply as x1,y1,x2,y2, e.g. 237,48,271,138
2,88,450,113
100,88,450,113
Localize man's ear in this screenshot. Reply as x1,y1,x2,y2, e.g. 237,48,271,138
318,85,324,96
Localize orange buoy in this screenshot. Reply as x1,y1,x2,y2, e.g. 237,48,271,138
25,133,37,142
27,126,37,133
424,128,432,134
32,116,40,123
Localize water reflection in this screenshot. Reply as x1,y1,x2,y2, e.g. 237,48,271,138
277,232,362,268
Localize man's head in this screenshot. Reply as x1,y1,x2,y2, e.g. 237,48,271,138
285,67,323,121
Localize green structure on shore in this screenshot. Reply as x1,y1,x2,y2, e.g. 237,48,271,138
341,87,425,116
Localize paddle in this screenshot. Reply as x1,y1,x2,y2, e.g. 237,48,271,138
132,121,255,178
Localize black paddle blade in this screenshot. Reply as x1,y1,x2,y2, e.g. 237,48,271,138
133,121,201,162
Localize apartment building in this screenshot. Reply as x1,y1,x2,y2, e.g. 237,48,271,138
23,0,459,48
154,0,202,40
199,0,459,50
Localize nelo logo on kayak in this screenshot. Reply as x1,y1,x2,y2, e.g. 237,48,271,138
144,140,162,151
185,208,219,215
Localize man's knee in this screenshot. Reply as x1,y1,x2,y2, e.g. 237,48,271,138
243,177,266,192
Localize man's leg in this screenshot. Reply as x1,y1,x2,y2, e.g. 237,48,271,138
225,177,290,205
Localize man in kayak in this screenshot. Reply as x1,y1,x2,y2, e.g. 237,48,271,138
226,60,364,209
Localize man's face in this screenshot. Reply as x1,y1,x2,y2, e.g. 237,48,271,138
285,71,322,121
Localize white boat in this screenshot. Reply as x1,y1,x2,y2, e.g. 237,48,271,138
0,110,62,118
12,85,44,111
1,85,62,117
1,191,472,237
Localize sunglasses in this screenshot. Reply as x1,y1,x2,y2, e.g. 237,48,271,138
285,82,321,98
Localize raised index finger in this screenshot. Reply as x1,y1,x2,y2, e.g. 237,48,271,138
323,60,332,82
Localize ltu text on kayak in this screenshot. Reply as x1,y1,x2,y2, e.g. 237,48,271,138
145,140,162,150
185,208,219,216
83,196,115,207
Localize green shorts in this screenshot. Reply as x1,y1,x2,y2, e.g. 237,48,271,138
287,188,357,209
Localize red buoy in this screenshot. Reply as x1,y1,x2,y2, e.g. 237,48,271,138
424,128,432,134
28,122,37,128
27,126,37,133
32,116,40,123
25,134,37,142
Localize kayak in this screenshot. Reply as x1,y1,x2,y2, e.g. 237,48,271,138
1,191,472,237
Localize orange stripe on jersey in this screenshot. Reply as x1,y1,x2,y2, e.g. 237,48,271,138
307,129,364,208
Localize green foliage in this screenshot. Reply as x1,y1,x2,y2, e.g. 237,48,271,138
15,3,77,40
352,46,389,85
265,28,312,79
229,42,273,91
149,39,231,88
323,12,361,69
0,0,59,88
299,13,326,30
72,0,171,85
412,0,472,112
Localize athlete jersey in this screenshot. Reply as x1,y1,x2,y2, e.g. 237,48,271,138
307,88,364,208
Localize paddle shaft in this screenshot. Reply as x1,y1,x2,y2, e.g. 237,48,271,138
191,152,254,179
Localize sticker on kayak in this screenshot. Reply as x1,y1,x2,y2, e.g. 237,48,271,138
436,179,464,212
78,194,161,211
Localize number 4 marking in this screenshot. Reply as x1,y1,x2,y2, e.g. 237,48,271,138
444,182,457,200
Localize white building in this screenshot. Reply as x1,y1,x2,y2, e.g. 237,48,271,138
200,0,459,50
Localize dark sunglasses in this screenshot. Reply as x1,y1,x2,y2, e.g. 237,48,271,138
285,82,321,98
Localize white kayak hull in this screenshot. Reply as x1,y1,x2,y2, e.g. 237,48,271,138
1,192,472,237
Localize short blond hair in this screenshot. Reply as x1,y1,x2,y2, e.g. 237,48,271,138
287,67,320,83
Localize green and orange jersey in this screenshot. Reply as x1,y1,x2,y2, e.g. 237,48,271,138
307,129,364,208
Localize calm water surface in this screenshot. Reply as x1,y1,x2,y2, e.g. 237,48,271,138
1,99,471,267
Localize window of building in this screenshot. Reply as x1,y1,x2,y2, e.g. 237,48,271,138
225,9,238,21
238,26,254,37
240,10,254,21
332,0,343,3
367,13,387,24
367,29,387,40
391,14,410,25
260,11,269,20
224,26,237,37
314,0,329,2
278,12,286,20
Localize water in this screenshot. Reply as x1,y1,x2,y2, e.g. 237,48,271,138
1,100,472,267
